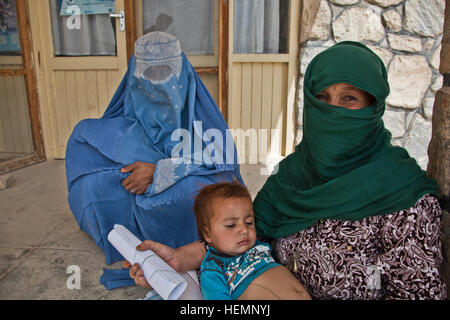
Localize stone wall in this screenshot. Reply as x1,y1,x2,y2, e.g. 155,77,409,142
297,0,445,170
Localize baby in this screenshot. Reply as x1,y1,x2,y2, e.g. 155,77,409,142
195,181,311,300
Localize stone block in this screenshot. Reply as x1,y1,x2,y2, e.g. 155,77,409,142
368,45,393,67
382,10,402,32
329,0,360,5
430,45,442,69
299,46,329,74
383,109,406,138
387,34,423,52
404,113,432,170
300,0,325,44
431,75,444,93
423,97,435,119
387,55,432,109
367,0,402,7
305,0,331,41
332,7,385,43
404,0,445,37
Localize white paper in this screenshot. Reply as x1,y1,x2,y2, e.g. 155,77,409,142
141,271,203,300
108,224,199,300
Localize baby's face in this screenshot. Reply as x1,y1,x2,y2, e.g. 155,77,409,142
204,197,257,256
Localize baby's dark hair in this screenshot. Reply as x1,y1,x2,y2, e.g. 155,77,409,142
194,180,252,241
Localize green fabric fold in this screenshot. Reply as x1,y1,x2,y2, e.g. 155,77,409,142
253,41,438,239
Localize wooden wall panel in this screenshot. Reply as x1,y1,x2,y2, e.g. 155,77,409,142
251,62,262,131
96,71,109,117
14,76,33,153
261,64,273,129
86,71,99,118
49,70,120,157
271,63,284,156
53,71,69,152
231,63,242,129
0,77,14,152
241,63,252,131
230,61,287,161
200,73,220,106
0,75,33,154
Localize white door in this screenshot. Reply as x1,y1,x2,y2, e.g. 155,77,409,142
29,0,129,158
228,0,300,164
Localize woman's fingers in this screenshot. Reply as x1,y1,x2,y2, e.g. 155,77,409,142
136,240,180,271
122,172,141,193
121,172,133,189
121,162,155,194
134,185,147,195
121,163,136,173
136,240,155,251
123,181,145,194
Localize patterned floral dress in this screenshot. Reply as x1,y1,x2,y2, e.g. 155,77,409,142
274,194,447,300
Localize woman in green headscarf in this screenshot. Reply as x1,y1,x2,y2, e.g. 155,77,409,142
126,41,446,300
253,41,446,299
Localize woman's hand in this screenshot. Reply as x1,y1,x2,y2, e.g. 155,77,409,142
121,161,156,195
123,240,207,288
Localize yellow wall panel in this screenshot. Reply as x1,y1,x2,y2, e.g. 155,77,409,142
251,62,262,131
49,70,121,158
231,63,242,129
241,63,252,131
230,61,287,161
0,76,33,155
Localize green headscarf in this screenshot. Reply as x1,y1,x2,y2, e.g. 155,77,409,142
253,41,438,239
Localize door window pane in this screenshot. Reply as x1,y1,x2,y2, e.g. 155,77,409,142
142,0,214,55
0,0,21,56
234,0,289,54
49,0,117,56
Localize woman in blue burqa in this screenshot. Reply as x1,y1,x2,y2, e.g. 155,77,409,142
65,32,242,267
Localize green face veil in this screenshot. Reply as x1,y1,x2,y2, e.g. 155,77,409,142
253,41,438,239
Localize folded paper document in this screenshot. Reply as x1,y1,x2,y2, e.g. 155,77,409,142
107,224,202,300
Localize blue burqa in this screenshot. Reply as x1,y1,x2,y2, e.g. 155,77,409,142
65,32,242,266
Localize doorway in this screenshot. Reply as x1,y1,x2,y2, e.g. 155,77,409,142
0,0,44,174
29,0,128,159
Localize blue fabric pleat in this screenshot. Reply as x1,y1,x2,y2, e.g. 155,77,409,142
100,268,136,290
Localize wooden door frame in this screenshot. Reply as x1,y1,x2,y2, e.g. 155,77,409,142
0,0,45,174
228,0,300,155
124,0,229,121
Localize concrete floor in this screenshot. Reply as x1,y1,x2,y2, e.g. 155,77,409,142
0,160,270,300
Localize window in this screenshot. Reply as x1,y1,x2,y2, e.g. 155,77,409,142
234,0,289,54
49,0,117,56
0,0,21,56
142,0,214,55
